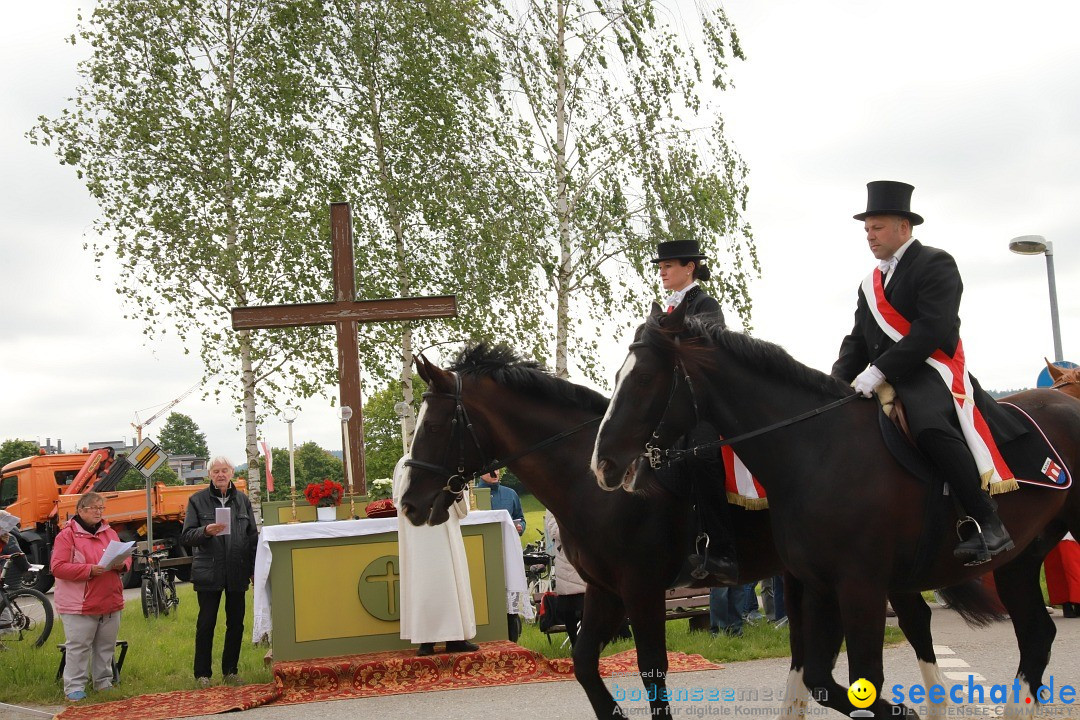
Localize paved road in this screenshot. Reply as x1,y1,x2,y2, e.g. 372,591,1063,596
5,604,1078,720
180,604,1079,720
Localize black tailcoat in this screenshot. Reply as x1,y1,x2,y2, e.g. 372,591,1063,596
832,240,1025,442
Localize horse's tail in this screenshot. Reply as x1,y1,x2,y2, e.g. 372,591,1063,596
937,580,1007,628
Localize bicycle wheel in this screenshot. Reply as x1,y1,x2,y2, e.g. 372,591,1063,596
157,575,170,617
164,572,179,612
2,588,54,648
141,575,157,618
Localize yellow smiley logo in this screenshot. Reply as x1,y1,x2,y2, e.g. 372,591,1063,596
848,678,876,709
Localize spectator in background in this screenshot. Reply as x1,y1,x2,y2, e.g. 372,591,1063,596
50,493,129,702
544,511,586,645
741,582,763,623
761,574,787,624
180,456,258,688
479,469,525,536
709,584,745,638
0,510,29,591
1045,533,1080,618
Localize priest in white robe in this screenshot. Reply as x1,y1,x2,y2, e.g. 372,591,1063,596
393,456,478,656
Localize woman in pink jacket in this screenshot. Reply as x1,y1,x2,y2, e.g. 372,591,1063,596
50,492,130,702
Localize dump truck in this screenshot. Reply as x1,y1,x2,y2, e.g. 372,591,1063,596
0,449,221,591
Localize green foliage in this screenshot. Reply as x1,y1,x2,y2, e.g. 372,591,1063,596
497,0,758,381
0,439,40,470
361,379,426,481
282,0,550,453
258,441,344,503
116,462,181,491
156,413,209,458
30,0,338,476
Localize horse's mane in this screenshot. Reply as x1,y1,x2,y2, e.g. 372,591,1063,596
449,343,610,414
640,314,853,399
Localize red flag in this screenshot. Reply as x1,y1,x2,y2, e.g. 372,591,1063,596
260,441,274,493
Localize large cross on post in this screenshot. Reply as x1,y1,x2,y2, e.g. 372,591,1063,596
231,202,457,496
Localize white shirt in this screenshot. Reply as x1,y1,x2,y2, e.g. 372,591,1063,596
881,237,916,287
664,281,699,311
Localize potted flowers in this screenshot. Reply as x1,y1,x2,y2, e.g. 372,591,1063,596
304,478,344,522
364,477,396,518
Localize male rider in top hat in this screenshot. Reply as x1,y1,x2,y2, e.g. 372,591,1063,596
832,180,1027,565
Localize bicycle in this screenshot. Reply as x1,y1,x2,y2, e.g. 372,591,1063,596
136,548,179,618
521,532,552,598
0,553,54,648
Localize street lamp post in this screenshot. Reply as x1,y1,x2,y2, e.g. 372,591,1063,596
1008,235,1063,362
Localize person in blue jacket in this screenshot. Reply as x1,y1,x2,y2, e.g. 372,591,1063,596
478,469,525,536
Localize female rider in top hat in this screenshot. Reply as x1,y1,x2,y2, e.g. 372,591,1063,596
651,240,736,583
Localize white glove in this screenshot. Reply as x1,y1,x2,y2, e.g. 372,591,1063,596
853,365,886,398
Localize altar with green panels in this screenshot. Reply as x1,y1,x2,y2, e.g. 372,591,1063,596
251,508,529,662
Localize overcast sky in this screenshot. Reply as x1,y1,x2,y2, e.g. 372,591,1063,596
2,1,1078,467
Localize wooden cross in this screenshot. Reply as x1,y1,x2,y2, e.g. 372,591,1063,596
231,202,457,495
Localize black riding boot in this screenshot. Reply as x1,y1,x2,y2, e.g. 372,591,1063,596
688,473,739,584
920,431,1015,565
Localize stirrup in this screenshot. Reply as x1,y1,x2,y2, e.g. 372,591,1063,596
954,516,991,566
690,533,711,580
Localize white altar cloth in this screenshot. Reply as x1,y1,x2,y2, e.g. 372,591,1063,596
252,509,533,642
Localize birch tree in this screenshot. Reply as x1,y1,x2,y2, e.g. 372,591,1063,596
499,0,758,380
31,0,336,514
293,0,545,446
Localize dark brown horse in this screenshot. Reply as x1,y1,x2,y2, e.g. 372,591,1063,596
591,304,1080,719
399,344,995,719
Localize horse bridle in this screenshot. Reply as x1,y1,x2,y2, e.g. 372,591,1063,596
631,342,700,470
402,371,602,500
1051,376,1079,392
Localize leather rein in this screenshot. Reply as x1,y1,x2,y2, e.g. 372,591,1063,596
634,342,859,469
402,371,601,500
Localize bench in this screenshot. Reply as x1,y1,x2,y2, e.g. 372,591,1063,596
530,587,712,637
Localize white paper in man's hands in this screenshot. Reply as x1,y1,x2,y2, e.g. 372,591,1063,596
97,540,135,568
0,513,20,534
215,507,232,535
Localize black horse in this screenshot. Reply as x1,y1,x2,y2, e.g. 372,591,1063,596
399,344,995,719
591,303,1080,719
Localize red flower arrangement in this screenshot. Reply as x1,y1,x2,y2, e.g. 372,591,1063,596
303,478,344,508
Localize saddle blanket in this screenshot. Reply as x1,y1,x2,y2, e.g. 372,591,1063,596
998,402,1072,490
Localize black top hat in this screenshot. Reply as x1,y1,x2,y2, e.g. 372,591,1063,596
651,240,707,264
853,180,924,226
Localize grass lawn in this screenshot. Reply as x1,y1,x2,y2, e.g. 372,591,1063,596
520,492,547,548
1,584,272,707
517,612,907,664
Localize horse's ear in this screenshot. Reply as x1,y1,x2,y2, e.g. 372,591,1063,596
649,301,664,318
414,354,432,383
416,354,453,392
1046,358,1064,381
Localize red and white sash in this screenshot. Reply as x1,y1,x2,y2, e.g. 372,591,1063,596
722,445,768,509
862,269,1016,493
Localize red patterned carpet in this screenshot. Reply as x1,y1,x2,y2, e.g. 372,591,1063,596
54,641,722,720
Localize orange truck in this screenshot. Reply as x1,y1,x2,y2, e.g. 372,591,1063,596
0,450,213,591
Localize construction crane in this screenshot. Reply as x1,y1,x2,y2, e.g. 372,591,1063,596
131,382,201,444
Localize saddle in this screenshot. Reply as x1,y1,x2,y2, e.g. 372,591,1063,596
878,383,1073,491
